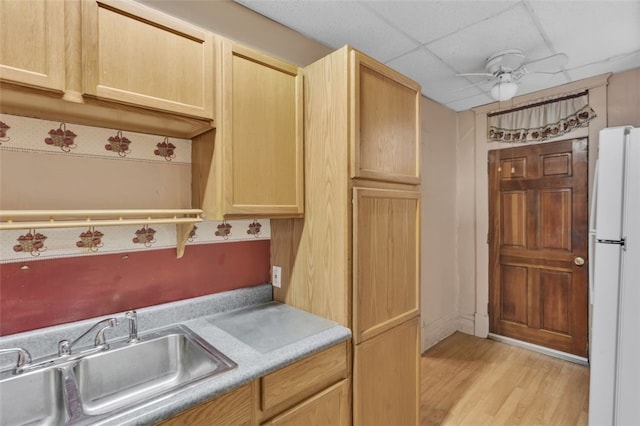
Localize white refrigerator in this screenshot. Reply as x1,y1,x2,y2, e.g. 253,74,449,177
589,126,640,426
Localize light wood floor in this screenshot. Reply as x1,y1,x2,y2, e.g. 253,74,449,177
421,332,590,426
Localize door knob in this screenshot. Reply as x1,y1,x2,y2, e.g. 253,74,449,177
574,256,585,266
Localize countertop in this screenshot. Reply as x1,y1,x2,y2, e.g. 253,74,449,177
0,284,352,425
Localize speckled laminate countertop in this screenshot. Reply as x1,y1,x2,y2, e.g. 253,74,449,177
0,284,352,425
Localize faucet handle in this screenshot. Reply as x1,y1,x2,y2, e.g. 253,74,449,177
94,318,118,348
0,347,32,374
125,310,139,343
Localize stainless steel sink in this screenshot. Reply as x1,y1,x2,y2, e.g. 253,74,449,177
0,367,69,425
74,325,236,416
0,324,236,425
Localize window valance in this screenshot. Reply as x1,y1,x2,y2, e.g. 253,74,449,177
488,91,596,143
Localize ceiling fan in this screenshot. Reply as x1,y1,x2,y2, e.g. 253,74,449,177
456,49,569,101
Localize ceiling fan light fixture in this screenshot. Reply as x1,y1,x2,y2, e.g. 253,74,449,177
490,81,518,101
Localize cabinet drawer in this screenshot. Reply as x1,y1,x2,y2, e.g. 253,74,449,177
260,342,347,415
261,379,350,426
158,382,254,426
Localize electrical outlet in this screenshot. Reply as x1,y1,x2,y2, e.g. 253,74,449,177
272,266,282,288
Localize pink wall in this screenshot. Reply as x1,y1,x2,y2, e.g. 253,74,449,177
0,240,270,335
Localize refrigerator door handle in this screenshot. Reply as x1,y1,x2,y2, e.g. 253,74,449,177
597,238,626,247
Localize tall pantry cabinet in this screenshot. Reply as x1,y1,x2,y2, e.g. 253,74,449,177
271,46,421,425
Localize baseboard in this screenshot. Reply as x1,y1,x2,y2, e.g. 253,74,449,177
474,312,489,337
421,312,458,352
488,333,589,366
457,314,475,335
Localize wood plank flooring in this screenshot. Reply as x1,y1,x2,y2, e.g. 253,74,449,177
421,332,590,426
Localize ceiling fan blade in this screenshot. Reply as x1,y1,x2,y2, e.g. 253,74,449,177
522,53,568,73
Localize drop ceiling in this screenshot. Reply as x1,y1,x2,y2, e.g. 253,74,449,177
140,0,640,112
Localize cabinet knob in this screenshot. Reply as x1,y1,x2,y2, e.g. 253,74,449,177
574,256,585,266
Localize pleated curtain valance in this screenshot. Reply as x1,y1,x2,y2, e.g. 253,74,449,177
487,91,597,143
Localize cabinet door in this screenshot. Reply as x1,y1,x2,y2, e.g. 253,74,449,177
353,318,419,426
0,0,64,92
353,187,420,342
260,342,347,420
158,382,254,426
81,0,214,119
216,40,303,218
261,380,350,426
351,50,420,184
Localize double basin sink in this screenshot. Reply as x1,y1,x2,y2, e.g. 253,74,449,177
0,325,236,425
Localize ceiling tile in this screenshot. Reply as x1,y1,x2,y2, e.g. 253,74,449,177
445,93,494,112
387,48,486,105
427,3,553,74
527,1,640,69
236,0,418,62
365,1,517,45
567,49,640,82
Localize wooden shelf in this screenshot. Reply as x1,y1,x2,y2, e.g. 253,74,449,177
0,209,203,258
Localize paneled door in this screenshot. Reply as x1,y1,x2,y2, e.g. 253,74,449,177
488,139,588,357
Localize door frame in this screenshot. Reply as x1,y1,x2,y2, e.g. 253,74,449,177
467,79,608,348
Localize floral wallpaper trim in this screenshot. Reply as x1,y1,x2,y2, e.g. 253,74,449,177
0,114,190,165
0,220,270,264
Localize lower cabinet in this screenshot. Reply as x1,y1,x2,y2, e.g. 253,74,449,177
353,317,419,426
158,382,254,426
158,341,349,425
261,380,350,426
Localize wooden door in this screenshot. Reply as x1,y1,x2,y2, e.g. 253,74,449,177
353,187,420,343
489,139,589,357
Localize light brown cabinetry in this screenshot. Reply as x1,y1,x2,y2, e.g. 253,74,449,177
0,0,64,92
158,382,254,426
192,39,304,221
352,53,421,184
261,380,350,426
353,188,420,343
353,317,419,426
271,45,421,426
158,343,349,426
81,0,214,119
0,0,213,138
258,342,348,421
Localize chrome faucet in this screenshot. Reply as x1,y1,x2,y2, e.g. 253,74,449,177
0,347,32,374
58,317,118,356
126,310,139,343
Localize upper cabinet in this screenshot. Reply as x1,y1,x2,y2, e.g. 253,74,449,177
0,0,65,92
352,51,421,184
81,0,214,119
193,39,304,221
0,0,213,138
